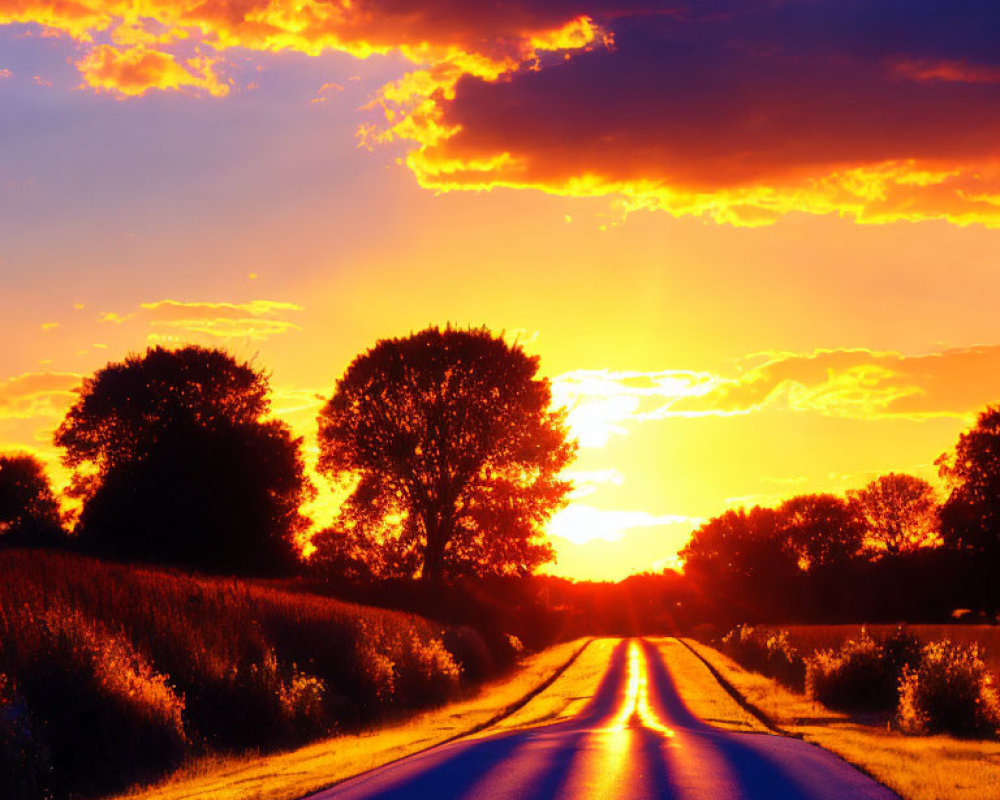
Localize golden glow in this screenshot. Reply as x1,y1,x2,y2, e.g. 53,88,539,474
401,156,1000,228
4,0,1000,586
607,641,674,737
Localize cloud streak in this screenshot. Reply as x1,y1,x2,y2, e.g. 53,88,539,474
0,372,80,421
683,346,1000,420
554,346,1000,447
100,299,303,341
547,503,701,546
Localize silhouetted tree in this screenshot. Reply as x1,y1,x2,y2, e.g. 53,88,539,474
938,405,1000,556
680,506,801,620
308,523,419,582
0,453,65,546
778,493,864,569
847,473,939,557
316,327,575,582
54,346,312,574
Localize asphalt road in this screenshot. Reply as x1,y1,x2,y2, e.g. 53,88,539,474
307,639,898,800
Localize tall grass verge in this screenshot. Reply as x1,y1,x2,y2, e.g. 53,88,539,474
0,550,488,799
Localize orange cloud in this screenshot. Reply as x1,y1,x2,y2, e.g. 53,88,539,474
552,369,732,447
1,1,598,90
100,299,303,341
892,58,1000,85
77,44,228,96
376,6,1000,226
680,346,1000,420
0,372,80,421
555,346,1000,445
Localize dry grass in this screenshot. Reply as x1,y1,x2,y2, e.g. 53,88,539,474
117,638,595,800
0,550,497,798
686,639,1000,800
650,637,769,733
484,637,619,733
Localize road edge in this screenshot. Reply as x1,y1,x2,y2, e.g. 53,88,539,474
673,636,793,736
679,637,905,800
295,636,594,800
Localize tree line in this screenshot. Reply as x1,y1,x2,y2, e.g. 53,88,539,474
3,324,1000,625
0,327,574,582
681,408,1000,622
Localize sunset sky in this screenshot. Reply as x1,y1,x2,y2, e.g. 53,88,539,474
2,1,1000,580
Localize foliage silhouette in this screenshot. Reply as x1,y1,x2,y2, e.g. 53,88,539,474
778,493,864,569
679,506,802,620
938,405,1000,556
848,473,939,557
0,453,65,547
316,326,575,583
54,346,312,575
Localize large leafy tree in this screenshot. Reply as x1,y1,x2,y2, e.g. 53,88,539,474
778,493,865,569
937,405,1000,554
0,453,65,546
55,346,313,574
316,326,575,582
847,473,939,557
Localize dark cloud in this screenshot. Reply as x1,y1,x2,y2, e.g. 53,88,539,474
402,2,1000,223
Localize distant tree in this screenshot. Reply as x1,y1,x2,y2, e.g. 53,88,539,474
680,506,802,618
778,493,865,569
0,453,65,546
316,326,575,582
54,346,313,574
847,473,939,557
937,405,1000,555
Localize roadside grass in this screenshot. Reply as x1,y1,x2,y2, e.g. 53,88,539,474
0,550,508,799
118,638,595,800
483,638,619,734
650,638,769,733
686,639,1000,800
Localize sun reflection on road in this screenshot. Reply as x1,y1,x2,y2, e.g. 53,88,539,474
560,641,674,799
608,640,675,736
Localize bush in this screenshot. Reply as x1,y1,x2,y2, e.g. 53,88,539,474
16,610,188,798
0,674,44,800
806,629,919,711
897,641,1000,737
0,550,498,798
721,625,805,689
443,626,495,684
394,635,462,707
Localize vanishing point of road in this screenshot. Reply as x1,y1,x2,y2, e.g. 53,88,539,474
307,639,898,800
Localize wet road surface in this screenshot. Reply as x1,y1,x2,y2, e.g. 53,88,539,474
306,639,897,800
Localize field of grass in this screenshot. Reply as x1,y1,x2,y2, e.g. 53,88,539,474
766,625,1000,674
686,638,1000,800
117,638,595,800
0,550,505,800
